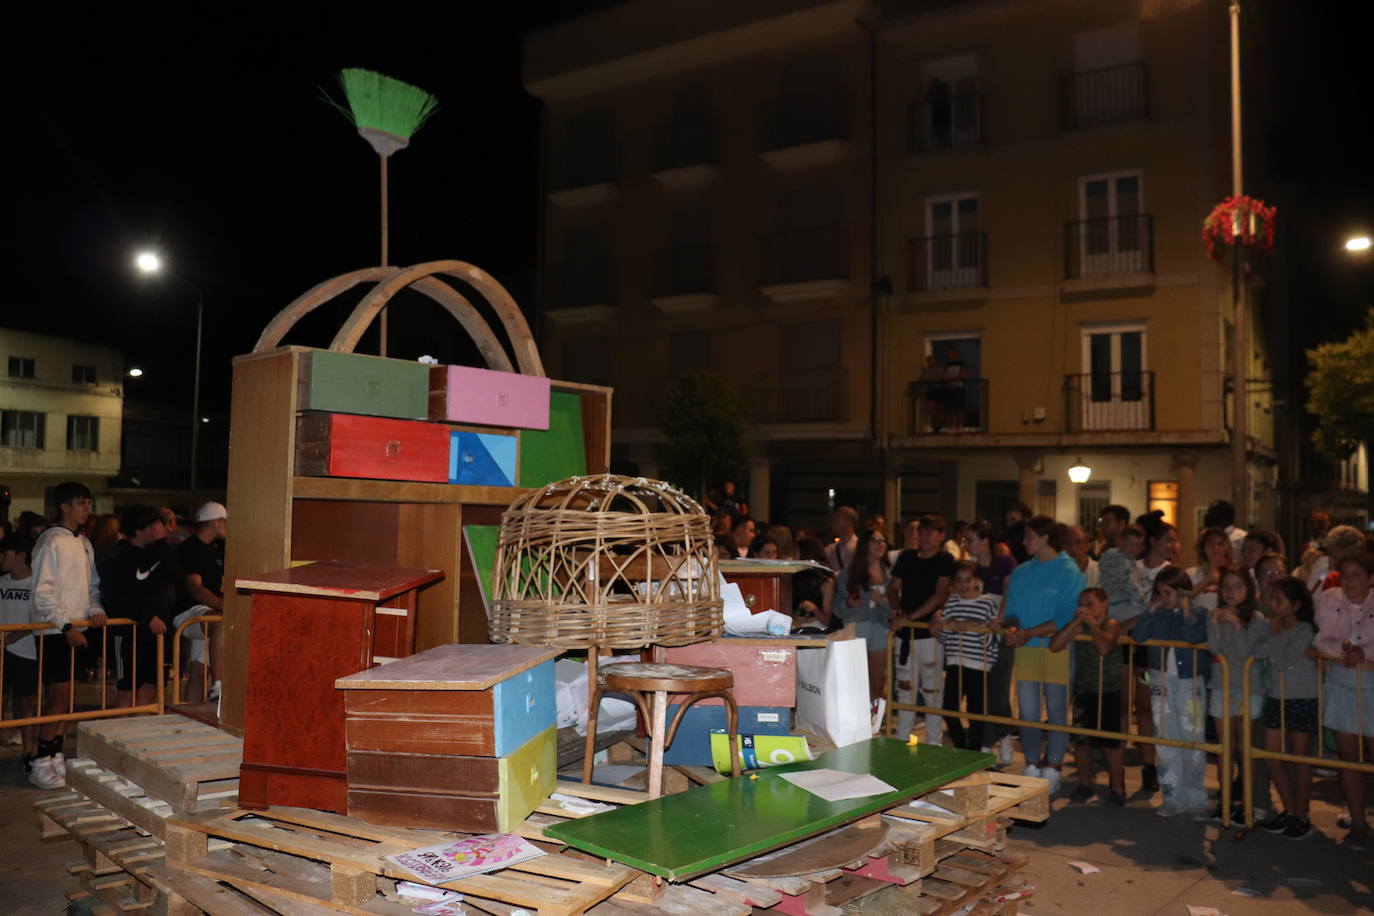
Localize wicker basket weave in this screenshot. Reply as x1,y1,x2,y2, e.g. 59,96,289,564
489,474,722,649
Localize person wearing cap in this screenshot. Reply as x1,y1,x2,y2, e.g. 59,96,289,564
175,502,226,702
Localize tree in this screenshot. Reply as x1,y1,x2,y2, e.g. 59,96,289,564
657,371,748,500
1306,308,1374,461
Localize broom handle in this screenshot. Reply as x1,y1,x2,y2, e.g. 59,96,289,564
380,155,389,357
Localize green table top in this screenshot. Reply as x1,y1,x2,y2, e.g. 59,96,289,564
544,739,992,881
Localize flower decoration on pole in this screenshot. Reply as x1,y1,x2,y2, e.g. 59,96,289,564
1202,194,1276,261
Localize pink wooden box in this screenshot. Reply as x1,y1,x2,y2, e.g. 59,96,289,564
429,366,551,430
662,641,797,708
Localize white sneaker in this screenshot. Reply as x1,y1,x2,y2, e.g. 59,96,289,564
1156,800,1184,818
208,681,222,702
998,736,1015,766
1022,764,1042,779
28,756,65,790
52,752,66,778
1042,767,1063,794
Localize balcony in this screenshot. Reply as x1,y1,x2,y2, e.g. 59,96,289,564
907,233,988,305
543,263,616,324
907,91,985,153
548,150,621,208
752,367,848,424
652,123,720,191
1061,62,1148,130
1063,214,1154,295
1064,371,1155,432
651,244,718,314
908,378,988,435
758,92,851,170
759,226,850,302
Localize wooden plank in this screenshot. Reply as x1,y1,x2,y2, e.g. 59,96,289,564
546,741,992,882
688,873,784,908
291,476,522,506
725,819,884,878
236,561,443,602
223,347,299,738
67,760,175,839
396,501,465,649
335,644,560,691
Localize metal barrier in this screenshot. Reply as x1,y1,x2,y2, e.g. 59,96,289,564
884,621,1234,819
170,613,222,704
0,618,164,728
1240,655,1374,828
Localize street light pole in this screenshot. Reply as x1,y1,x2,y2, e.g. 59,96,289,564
1229,0,1249,526
189,292,203,514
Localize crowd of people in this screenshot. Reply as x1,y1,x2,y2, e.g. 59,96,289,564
1,482,226,790
707,486,1374,849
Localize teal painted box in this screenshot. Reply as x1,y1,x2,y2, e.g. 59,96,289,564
298,350,429,419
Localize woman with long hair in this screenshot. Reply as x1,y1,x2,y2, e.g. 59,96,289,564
836,529,892,701
1256,576,1319,839
1188,526,1233,610
1205,567,1268,824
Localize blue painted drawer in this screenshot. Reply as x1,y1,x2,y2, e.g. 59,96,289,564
449,430,518,487
658,705,792,766
491,658,557,757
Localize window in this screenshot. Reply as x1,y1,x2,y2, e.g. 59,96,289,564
918,332,983,433
917,54,980,150
1,410,45,448
1037,479,1058,518
8,357,35,378
1073,322,1152,431
1078,482,1112,529
67,415,99,452
1147,481,1178,527
923,193,982,288
1066,23,1146,128
1078,171,1146,274
72,364,96,384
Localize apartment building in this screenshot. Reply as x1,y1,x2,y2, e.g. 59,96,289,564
0,328,124,518
524,0,1277,550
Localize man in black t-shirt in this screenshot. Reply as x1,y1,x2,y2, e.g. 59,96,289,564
175,502,226,701
887,514,955,742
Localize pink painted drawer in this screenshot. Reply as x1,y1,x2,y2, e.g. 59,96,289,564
663,641,796,708
429,365,550,430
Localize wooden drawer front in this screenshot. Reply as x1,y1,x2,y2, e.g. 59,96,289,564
448,430,517,487
664,643,797,708
346,726,556,832
660,706,792,767
299,350,429,419
490,659,556,757
295,413,449,482
723,572,791,616
347,750,500,796
429,365,551,430
346,714,497,757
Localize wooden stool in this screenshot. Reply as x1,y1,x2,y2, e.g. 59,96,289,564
583,662,742,797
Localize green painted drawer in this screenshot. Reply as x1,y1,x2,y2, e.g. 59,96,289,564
298,351,429,419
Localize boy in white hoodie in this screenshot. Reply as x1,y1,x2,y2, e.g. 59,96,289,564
29,481,106,788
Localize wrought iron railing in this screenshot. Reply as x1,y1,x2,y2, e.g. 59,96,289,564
908,233,987,292
1064,214,1154,279
1061,61,1148,129
907,90,985,152
753,367,849,423
908,378,988,434
1063,371,1156,431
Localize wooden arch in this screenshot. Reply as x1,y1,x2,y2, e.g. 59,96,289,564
253,261,543,376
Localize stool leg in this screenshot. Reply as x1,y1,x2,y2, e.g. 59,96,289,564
583,686,603,785
647,690,668,799
723,692,742,779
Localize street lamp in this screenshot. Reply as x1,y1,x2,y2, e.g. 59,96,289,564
1346,236,1371,252
127,368,144,378
132,250,205,513
1067,459,1092,484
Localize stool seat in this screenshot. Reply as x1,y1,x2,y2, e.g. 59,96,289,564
599,662,733,694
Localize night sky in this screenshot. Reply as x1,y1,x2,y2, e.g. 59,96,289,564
6,3,1371,417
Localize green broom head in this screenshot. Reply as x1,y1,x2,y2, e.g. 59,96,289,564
329,68,439,158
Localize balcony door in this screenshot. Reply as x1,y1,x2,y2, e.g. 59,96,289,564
920,55,978,149
1079,172,1144,275
1080,324,1148,430
922,333,981,432
925,194,980,290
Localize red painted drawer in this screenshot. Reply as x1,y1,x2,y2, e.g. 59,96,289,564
295,413,449,482
663,641,796,708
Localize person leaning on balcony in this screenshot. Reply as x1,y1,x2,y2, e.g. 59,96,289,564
1000,516,1085,796
1312,550,1374,851
29,481,107,790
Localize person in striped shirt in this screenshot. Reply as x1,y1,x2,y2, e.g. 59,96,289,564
931,561,1001,751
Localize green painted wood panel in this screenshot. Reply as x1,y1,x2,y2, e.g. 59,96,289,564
544,739,992,881
517,390,586,487
300,351,430,419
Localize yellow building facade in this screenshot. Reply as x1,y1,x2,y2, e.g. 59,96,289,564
525,0,1276,551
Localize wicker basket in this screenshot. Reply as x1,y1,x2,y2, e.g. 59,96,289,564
489,474,722,649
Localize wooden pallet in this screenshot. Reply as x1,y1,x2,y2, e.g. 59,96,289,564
78,714,242,813
165,805,638,916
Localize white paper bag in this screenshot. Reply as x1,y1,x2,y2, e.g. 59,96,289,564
795,639,870,748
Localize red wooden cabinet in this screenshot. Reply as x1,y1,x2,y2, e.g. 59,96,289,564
237,561,443,813
295,413,450,483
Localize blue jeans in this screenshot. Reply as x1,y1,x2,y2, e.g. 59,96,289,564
1016,679,1069,766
